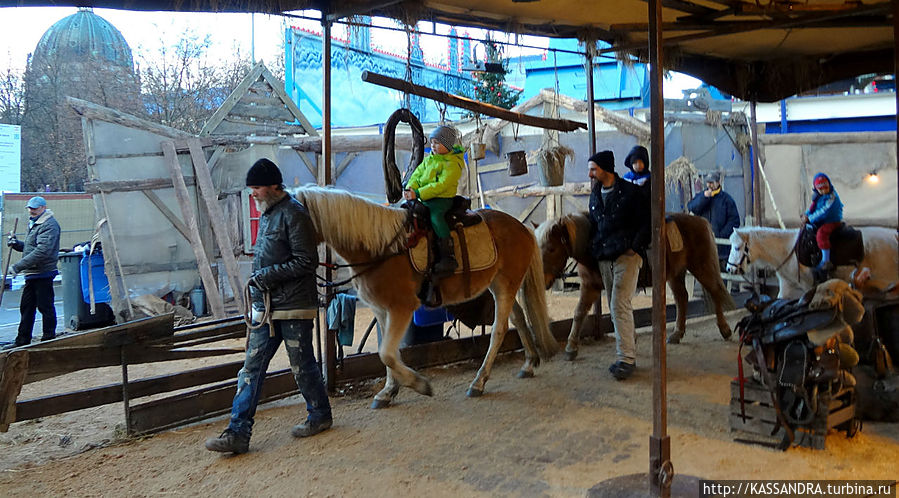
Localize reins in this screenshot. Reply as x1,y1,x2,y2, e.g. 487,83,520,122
314,223,409,289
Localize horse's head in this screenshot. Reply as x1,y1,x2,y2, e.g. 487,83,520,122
535,218,573,289
726,229,750,275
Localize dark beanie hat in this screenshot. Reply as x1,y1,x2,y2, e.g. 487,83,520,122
588,150,615,173
624,145,650,172
246,158,283,186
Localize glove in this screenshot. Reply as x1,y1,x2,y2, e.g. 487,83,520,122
248,272,267,291
6,236,16,248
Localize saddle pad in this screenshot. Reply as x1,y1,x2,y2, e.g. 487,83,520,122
666,220,684,253
409,218,497,274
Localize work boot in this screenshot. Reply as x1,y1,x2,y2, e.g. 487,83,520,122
205,429,249,454
609,361,636,381
40,334,55,342
432,237,457,278
291,417,332,438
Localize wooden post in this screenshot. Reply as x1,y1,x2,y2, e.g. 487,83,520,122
750,101,763,223
648,0,671,495
894,0,899,279
121,347,131,435
322,14,336,392
585,51,597,157
187,139,246,315
0,351,28,432
161,141,226,319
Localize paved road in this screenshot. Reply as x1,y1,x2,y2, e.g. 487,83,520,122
0,284,65,347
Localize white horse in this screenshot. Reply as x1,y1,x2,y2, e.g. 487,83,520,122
727,226,898,298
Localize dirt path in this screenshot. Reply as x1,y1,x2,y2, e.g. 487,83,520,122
1,306,897,497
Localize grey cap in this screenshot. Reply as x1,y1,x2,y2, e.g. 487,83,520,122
704,171,722,183
429,125,458,152
26,196,47,209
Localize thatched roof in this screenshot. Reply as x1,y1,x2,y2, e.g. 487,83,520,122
2,0,892,102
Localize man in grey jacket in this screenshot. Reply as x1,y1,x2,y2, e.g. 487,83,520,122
7,196,60,347
206,158,332,455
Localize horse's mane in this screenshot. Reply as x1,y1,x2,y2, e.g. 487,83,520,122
294,185,407,255
534,212,591,260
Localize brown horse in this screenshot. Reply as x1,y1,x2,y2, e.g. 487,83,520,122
294,186,558,407
535,212,734,358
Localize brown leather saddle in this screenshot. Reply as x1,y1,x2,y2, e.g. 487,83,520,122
402,196,482,231
796,223,864,268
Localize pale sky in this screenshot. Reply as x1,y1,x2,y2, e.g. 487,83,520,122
0,6,700,98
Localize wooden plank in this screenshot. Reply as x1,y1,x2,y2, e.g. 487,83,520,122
128,368,298,435
200,63,266,136
187,139,246,315
259,64,319,137
239,94,289,106
0,351,28,432
362,71,586,132
213,119,309,136
295,150,318,178
477,162,508,173
334,152,359,179
68,97,192,140
15,361,244,422
142,190,191,242
84,176,195,194
228,102,294,121
516,197,543,223
161,140,226,319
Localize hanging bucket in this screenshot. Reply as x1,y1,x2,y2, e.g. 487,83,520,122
470,142,486,160
507,150,528,177
536,145,573,187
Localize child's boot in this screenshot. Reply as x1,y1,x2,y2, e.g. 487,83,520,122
817,248,834,272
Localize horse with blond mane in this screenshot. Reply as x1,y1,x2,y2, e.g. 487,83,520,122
536,211,734,356
727,226,898,299
293,186,558,407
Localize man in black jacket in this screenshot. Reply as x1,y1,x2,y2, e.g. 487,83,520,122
588,151,650,380
206,158,332,455
7,196,60,347
688,171,740,269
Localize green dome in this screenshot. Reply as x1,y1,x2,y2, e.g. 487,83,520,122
32,8,133,69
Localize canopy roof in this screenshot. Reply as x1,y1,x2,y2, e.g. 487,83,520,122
3,0,894,101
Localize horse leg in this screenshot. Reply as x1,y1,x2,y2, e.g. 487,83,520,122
565,283,601,360
372,309,432,409
693,271,733,340
468,289,515,397
666,272,689,344
509,299,538,378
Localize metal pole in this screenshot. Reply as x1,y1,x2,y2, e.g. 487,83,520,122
648,0,670,496
585,50,596,157
322,13,337,392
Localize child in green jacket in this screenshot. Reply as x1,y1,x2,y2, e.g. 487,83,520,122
403,125,465,276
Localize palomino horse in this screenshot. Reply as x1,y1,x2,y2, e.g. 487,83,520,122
293,186,558,406
535,212,734,356
727,226,898,299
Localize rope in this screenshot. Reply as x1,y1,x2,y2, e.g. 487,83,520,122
382,108,425,203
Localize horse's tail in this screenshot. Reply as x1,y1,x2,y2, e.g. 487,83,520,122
519,234,559,360
698,222,736,312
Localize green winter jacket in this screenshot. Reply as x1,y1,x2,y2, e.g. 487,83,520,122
406,147,465,200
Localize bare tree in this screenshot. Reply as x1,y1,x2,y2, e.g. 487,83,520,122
0,54,24,125
138,30,253,134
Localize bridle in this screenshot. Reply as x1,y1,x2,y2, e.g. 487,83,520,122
314,220,410,289
726,240,749,275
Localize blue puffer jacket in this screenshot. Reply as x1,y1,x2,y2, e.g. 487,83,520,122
806,173,843,226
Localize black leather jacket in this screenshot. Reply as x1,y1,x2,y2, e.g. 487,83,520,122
251,194,319,312
588,175,651,262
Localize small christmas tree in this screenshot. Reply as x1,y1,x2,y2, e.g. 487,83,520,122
473,39,521,110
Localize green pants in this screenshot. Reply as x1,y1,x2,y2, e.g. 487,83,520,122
424,197,454,238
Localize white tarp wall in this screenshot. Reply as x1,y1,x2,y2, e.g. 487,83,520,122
760,132,897,228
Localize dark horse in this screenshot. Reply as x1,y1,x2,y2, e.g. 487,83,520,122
536,212,735,358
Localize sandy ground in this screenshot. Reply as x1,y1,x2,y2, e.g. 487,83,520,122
1,292,897,497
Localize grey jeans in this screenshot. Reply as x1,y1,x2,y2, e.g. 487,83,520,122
597,252,643,364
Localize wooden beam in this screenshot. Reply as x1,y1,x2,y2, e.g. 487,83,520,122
84,177,194,194
295,150,318,177
141,190,191,241
0,351,28,432
361,71,587,133
484,182,592,199
187,139,246,315
334,152,359,179
161,141,226,318
201,63,266,136
15,361,244,422
68,97,191,140
515,197,543,223
539,90,651,142
259,64,320,137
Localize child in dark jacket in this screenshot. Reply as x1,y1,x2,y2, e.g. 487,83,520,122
622,145,650,189
801,172,843,271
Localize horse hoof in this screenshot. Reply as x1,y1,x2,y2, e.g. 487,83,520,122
666,331,684,345
370,398,391,409
517,370,534,379
563,350,578,361
719,326,733,341
412,378,433,397
466,387,483,398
